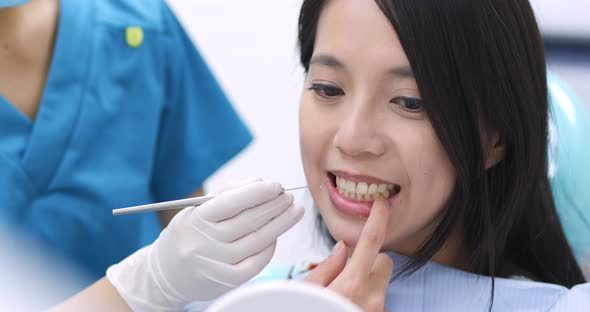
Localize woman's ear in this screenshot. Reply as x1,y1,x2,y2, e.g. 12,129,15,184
485,133,505,169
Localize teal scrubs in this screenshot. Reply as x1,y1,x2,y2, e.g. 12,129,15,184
0,0,252,280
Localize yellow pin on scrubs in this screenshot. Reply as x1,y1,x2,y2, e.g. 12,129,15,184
126,26,143,48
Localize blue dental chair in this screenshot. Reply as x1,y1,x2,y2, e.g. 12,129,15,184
548,73,590,274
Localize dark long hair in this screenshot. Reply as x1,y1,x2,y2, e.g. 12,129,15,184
298,0,585,289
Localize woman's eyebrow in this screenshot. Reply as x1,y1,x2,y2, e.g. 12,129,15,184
388,66,414,79
310,54,346,69
310,53,414,78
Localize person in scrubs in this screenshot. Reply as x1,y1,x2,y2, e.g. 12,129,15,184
1,179,305,311
0,0,251,282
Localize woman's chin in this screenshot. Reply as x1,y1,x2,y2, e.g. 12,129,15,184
321,212,363,247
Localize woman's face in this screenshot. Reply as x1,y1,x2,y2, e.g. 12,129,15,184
299,0,456,254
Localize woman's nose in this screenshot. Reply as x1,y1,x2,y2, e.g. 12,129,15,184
333,106,386,157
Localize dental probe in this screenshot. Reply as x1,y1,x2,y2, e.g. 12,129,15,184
112,186,308,216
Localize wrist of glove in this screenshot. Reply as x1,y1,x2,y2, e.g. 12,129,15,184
107,180,305,311
107,244,181,311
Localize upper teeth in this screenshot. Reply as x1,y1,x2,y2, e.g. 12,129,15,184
335,176,398,201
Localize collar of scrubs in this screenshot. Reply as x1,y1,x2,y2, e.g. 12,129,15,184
0,0,31,8
0,0,93,192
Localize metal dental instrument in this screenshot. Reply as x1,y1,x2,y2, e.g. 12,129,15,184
112,185,308,216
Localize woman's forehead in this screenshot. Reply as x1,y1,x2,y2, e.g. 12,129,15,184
314,0,410,75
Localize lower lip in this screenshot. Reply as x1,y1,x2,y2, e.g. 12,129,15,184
326,175,398,218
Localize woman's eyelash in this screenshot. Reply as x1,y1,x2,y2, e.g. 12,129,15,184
390,96,424,112
308,83,345,98
307,84,422,113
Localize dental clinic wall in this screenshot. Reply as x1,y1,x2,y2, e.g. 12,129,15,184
167,0,307,192
531,0,590,110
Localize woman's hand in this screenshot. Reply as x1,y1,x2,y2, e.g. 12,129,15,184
305,197,393,312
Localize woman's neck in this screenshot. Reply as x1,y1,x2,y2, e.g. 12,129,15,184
429,227,469,270
380,223,469,271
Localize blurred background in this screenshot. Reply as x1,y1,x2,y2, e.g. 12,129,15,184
535,0,590,110
167,0,307,193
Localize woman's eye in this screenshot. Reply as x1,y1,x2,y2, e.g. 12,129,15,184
308,83,344,99
390,96,423,112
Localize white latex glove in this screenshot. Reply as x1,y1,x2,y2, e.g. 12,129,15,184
107,180,304,311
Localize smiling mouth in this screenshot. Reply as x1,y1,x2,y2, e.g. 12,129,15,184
328,172,401,201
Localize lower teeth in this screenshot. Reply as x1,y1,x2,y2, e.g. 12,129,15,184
339,191,393,201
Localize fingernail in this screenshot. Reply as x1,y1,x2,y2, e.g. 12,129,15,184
374,194,385,203
373,194,389,207
331,241,344,256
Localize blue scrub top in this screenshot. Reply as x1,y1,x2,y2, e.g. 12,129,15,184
0,0,252,280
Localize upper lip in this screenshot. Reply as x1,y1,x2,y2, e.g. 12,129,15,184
330,170,399,186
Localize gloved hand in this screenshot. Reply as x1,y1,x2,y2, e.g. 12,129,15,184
106,179,304,311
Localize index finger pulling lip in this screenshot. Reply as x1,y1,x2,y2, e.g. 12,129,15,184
346,196,391,275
